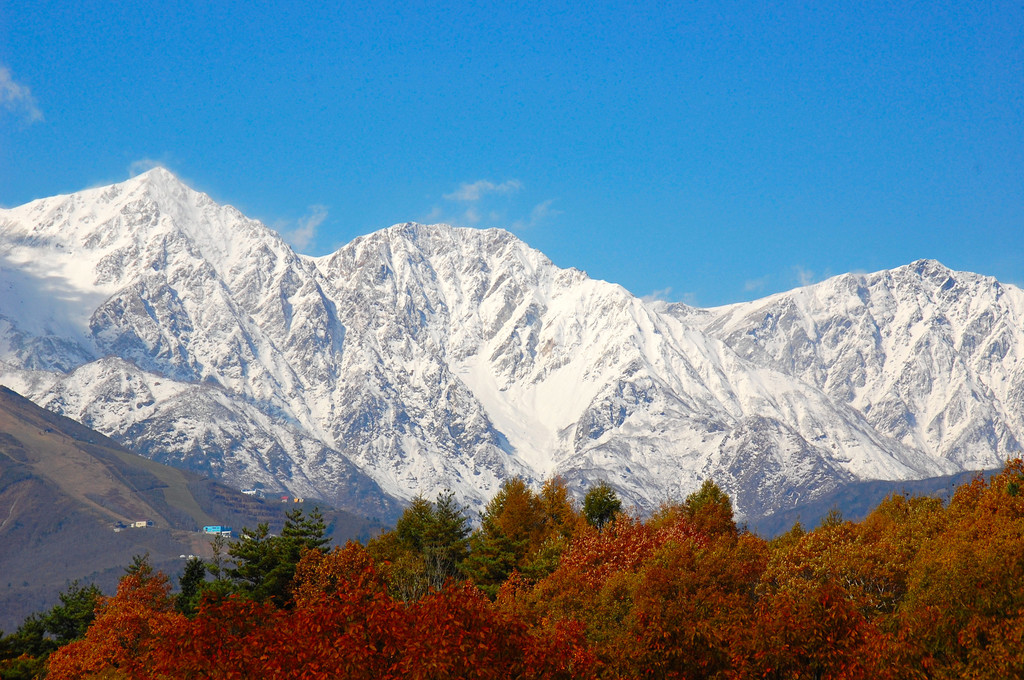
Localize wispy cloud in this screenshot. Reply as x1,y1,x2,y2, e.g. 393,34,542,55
641,287,698,306
641,287,675,303
444,179,522,202
744,275,770,292
281,205,328,252
128,158,165,176
793,265,816,287
462,205,482,225
511,199,562,231
427,179,561,232
0,65,43,124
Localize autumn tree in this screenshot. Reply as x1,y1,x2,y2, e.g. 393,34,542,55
503,515,668,674
895,461,1024,677
683,478,737,536
625,532,767,679
97,542,596,679
292,542,386,607
400,582,595,679
539,476,581,539
462,478,547,596
46,568,182,680
740,486,949,678
49,467,1024,679
518,477,585,580
738,579,892,680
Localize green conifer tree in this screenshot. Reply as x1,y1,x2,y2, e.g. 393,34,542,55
423,490,471,589
583,481,622,530
227,508,329,607
176,557,207,616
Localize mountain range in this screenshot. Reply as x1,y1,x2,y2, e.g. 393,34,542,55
1,169,1020,522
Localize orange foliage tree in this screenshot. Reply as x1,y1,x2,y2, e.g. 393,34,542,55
46,569,183,680
501,487,767,679
895,460,1024,678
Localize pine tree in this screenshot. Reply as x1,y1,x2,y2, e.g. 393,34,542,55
460,479,542,596
227,508,330,607
125,552,155,579
46,581,102,645
423,490,470,589
281,506,329,553
583,481,621,530
395,496,435,553
176,557,207,616
460,527,520,598
227,523,283,603
368,492,471,598
0,580,101,677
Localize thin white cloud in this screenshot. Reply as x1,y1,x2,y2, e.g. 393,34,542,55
640,288,698,306
511,199,562,231
427,180,560,231
128,158,164,176
0,65,43,124
530,199,559,223
794,265,816,287
444,179,522,202
744,275,770,292
282,205,328,251
641,287,674,303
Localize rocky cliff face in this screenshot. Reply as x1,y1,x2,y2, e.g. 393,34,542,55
1,169,1020,520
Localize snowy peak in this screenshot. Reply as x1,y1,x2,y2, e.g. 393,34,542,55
0,167,292,290
701,260,1024,472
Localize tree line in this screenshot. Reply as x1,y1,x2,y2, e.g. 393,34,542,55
4,462,1024,678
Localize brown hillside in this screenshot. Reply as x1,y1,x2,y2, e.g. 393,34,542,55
0,386,383,632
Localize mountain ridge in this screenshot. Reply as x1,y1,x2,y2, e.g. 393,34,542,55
1,170,1019,520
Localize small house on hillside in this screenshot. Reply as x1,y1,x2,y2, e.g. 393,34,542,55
203,525,233,537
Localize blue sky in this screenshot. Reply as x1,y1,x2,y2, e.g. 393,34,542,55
2,0,1021,306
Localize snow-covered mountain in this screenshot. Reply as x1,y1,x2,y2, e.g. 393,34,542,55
1,169,1020,520
693,261,1024,472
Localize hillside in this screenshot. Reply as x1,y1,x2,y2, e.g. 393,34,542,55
0,386,383,632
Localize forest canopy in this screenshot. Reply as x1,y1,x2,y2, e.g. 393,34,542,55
5,462,1024,679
